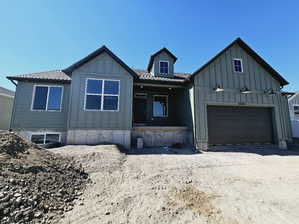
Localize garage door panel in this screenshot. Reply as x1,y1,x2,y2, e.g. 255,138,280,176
207,106,273,145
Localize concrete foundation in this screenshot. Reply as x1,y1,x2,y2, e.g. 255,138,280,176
67,129,131,149
196,142,208,151
132,126,190,147
278,140,288,150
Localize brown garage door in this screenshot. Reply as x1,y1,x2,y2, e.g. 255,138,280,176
207,106,274,145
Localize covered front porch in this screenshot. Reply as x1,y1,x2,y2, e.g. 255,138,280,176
132,83,193,147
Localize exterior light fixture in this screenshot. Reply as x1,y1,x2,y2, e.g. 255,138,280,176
241,87,252,94
268,89,276,95
264,89,277,95
214,85,224,92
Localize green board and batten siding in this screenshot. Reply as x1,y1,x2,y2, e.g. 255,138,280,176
67,51,133,130
193,43,292,147
11,82,70,129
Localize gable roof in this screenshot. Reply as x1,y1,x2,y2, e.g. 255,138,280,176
7,70,71,84
0,87,14,97
63,45,138,78
147,47,178,72
191,38,289,86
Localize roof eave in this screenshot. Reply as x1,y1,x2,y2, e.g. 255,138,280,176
6,77,71,84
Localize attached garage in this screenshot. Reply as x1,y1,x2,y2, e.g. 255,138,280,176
207,106,274,145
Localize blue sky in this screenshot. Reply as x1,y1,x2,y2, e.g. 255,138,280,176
0,0,298,91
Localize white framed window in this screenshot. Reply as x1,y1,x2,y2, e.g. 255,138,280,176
294,105,299,116
159,61,169,74
233,58,243,73
153,95,168,117
84,78,120,111
31,85,63,111
31,133,61,144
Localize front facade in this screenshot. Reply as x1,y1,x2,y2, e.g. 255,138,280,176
7,38,292,150
0,87,14,130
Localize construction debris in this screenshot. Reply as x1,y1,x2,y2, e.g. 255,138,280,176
0,132,89,224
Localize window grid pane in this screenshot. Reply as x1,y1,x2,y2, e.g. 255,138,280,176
86,95,102,110
103,96,118,111
33,86,48,110
104,80,119,94
87,79,102,94
47,87,62,111
31,134,45,144
45,134,60,143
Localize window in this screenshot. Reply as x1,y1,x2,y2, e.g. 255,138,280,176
32,86,63,111
233,59,243,73
159,61,169,74
85,79,120,111
294,105,299,115
153,95,168,117
31,133,60,144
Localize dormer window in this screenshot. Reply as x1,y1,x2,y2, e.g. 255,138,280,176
159,61,169,75
233,59,243,73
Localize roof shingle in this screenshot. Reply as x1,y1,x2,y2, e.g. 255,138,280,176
7,70,71,83
134,69,190,83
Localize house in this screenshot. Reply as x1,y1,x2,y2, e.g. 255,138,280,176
287,92,299,138
7,38,292,150
0,87,14,130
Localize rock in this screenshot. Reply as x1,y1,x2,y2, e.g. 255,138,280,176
34,211,43,218
0,195,10,203
14,193,22,197
0,192,5,199
105,212,111,215
0,132,89,224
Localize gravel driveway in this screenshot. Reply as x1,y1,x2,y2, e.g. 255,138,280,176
50,145,299,224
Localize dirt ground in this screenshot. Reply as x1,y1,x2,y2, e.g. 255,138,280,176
50,145,299,224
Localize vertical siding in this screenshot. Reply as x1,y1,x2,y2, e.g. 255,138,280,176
11,82,69,130
68,52,133,130
193,43,291,146
0,95,14,130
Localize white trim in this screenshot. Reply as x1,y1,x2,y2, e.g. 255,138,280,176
30,132,61,144
31,85,64,112
84,78,120,112
153,94,168,117
233,58,243,73
159,61,169,75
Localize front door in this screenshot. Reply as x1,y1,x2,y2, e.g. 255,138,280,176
134,93,147,123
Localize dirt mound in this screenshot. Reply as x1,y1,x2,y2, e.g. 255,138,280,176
0,132,38,157
0,132,89,224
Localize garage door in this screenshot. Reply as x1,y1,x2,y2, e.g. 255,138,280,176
207,106,274,145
